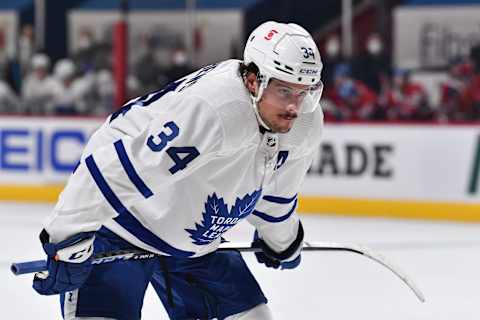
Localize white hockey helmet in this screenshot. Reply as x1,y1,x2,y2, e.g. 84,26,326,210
243,21,323,113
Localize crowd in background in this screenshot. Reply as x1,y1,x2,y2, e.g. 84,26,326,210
321,33,480,122
1,25,480,122
0,25,195,117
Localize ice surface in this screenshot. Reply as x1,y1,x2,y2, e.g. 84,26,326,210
2,201,480,319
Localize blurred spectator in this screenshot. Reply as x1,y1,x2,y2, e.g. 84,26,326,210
322,35,344,90
21,53,56,114
464,71,480,120
92,39,112,72
438,60,473,121
465,43,480,120
94,69,115,115
49,59,95,115
352,33,390,94
127,73,142,100
70,28,115,114
75,71,99,115
379,69,432,121
1,24,478,122
165,47,194,83
50,59,78,114
73,28,97,73
0,70,20,114
134,34,167,92
325,63,378,121
73,27,112,74
18,24,35,75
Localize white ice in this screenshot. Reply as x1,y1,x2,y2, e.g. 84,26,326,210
2,201,480,319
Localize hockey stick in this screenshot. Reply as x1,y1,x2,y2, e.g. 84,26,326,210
10,241,425,303
221,241,425,303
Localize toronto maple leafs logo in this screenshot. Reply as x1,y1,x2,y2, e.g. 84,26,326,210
186,189,262,246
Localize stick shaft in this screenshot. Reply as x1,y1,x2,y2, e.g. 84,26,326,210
11,242,364,275
10,241,425,302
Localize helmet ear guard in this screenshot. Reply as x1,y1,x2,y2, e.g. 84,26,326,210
243,21,324,113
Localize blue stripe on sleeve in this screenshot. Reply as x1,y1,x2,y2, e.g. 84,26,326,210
252,199,298,223
114,140,153,198
262,194,297,204
85,155,194,258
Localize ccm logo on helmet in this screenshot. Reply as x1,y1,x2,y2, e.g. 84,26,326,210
264,29,278,40
299,68,318,75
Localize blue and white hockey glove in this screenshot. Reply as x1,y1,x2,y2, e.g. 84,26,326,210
252,222,304,270
33,229,95,295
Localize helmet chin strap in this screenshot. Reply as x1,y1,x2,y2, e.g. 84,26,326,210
250,79,272,131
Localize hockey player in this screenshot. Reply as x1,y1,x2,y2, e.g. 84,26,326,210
32,21,324,320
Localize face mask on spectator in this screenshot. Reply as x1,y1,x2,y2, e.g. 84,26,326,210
172,50,188,66
78,35,93,50
326,37,340,58
367,36,383,55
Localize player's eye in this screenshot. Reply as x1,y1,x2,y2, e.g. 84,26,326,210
277,88,292,98
297,91,308,98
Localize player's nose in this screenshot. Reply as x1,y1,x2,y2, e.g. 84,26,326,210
286,102,300,115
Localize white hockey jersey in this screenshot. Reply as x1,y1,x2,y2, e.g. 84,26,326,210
44,60,324,258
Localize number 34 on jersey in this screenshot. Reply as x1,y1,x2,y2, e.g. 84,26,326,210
147,121,200,175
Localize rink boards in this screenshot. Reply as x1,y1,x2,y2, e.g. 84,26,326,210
0,117,479,221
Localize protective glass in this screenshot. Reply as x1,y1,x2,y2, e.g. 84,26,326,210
260,78,324,113
299,81,323,113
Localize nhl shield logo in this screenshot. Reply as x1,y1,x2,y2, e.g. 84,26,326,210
266,136,277,147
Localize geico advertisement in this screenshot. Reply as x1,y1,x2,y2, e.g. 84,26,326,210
1,118,479,204
303,124,480,203
0,117,102,184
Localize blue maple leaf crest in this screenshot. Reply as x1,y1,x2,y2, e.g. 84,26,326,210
185,189,262,246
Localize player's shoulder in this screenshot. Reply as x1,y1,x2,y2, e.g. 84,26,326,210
175,60,259,150
180,60,250,107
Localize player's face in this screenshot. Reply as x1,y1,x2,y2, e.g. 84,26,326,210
258,79,309,133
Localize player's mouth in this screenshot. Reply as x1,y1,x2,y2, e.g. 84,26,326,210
280,114,297,121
